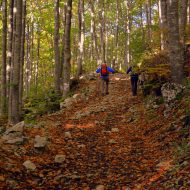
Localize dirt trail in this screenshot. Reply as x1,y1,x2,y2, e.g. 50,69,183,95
0,74,176,190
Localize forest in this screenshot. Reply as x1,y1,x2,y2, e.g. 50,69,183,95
0,0,190,189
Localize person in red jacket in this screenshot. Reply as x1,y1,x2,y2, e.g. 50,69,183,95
96,62,115,95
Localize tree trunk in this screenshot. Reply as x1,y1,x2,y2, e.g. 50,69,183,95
19,0,26,113
113,0,119,70
145,0,152,45
10,0,23,124
90,0,99,63
99,1,106,63
35,27,40,95
1,0,7,115
76,0,84,78
8,0,16,122
63,0,72,97
124,0,131,69
54,0,61,95
167,0,183,83
179,0,188,44
25,22,30,97
159,0,168,50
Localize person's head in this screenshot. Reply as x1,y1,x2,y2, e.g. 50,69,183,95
101,62,107,67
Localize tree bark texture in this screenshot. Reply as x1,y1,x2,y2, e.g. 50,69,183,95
54,0,61,94
1,0,7,115
63,0,72,96
10,0,23,124
167,0,184,83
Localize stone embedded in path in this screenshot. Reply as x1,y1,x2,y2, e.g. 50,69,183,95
34,135,47,148
54,155,66,163
77,144,86,148
108,139,117,144
64,131,72,138
23,160,36,171
111,128,119,132
2,121,25,145
6,137,24,145
96,185,105,190
5,121,25,135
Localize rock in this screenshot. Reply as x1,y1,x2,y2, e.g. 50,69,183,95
161,82,184,103
5,121,25,135
54,155,66,163
23,160,36,171
5,137,24,145
109,139,117,144
73,93,86,102
34,135,47,148
2,121,25,145
64,132,72,138
60,97,74,109
6,179,18,189
111,128,119,132
96,185,105,190
77,144,86,148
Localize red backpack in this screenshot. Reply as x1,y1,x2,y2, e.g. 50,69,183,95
101,64,108,76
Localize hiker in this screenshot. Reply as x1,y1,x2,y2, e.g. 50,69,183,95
96,62,115,95
127,66,139,96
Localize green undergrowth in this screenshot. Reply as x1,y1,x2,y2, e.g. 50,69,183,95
23,90,61,124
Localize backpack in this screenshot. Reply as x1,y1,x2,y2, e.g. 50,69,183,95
101,64,108,76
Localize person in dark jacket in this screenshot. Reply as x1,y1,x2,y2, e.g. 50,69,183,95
96,62,115,95
127,66,139,96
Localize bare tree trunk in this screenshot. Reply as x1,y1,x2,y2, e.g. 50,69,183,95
90,0,99,63
10,0,23,124
179,0,188,44
124,0,131,69
35,27,40,95
159,0,168,50
7,0,14,111
54,0,61,94
63,0,72,97
145,0,152,45
19,0,26,113
25,22,31,97
113,0,119,70
99,1,106,63
8,0,16,122
1,0,7,115
76,0,84,78
167,0,183,83
188,0,190,24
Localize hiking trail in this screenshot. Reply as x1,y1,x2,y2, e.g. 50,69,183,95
0,74,179,189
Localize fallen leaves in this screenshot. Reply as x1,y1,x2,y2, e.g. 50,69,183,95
1,74,190,189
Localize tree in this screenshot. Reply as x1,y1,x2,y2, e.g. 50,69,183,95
76,0,85,78
1,0,7,115
63,0,73,96
10,0,23,124
179,0,188,44
54,0,61,95
159,0,168,50
167,0,183,83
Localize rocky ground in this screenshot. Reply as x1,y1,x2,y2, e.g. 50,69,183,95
0,73,190,190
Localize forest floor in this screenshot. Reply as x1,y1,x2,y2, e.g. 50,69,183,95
1,73,190,190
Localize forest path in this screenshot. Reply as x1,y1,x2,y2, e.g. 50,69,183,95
1,74,176,190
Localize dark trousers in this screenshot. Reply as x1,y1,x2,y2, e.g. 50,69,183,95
101,77,109,94
131,75,138,96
